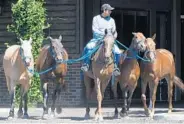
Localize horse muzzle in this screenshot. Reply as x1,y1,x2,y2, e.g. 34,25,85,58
25,58,31,66
56,55,63,62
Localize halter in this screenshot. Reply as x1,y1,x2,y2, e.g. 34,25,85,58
95,36,114,65
144,50,156,62
49,45,65,64
19,47,32,66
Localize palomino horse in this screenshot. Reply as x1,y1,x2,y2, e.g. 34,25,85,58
112,32,146,118
83,30,116,121
140,34,184,118
3,38,34,119
36,35,68,118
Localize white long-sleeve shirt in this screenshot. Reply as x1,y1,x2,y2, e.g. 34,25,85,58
87,15,121,53
92,15,117,37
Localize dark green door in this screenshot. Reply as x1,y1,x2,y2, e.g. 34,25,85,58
103,10,150,102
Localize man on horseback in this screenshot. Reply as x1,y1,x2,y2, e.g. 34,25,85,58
81,3,121,76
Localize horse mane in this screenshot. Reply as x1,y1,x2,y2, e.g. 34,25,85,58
36,45,51,71
62,48,68,60
92,44,102,62
119,50,127,65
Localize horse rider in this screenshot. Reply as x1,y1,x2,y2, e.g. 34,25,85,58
81,3,122,76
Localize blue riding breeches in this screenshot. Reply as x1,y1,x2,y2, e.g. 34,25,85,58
82,40,121,66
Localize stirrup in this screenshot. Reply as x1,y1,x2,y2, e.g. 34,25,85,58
113,67,120,76
81,64,89,72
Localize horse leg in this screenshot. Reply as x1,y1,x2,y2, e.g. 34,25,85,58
22,90,29,119
42,82,49,119
111,80,119,119
120,87,128,117
51,81,62,117
56,83,62,115
148,98,153,110
94,78,103,121
99,79,110,120
51,84,57,117
20,79,31,119
127,86,136,112
17,87,24,118
167,77,173,113
84,76,92,120
149,79,158,118
8,80,16,119
141,80,149,116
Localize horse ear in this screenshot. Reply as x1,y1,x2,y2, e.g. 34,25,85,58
132,32,136,36
20,38,24,44
47,36,53,41
59,35,62,42
29,37,32,44
152,33,156,40
47,36,53,45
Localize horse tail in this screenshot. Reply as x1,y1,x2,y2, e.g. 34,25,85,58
174,76,184,91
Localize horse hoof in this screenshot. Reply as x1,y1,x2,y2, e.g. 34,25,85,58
50,112,55,118
98,115,103,121
114,113,120,119
149,115,154,120
127,108,130,112
168,109,172,113
23,114,29,119
56,107,62,114
94,115,103,121
7,116,14,120
144,110,150,117
94,114,99,121
42,114,49,120
120,111,128,117
17,110,23,118
84,113,90,120
8,111,14,118
149,112,154,119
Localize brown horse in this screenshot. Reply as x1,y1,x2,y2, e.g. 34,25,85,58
112,32,146,118
3,38,34,119
83,30,117,121
140,34,184,118
36,35,68,118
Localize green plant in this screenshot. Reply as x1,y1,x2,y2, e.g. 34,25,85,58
7,0,49,106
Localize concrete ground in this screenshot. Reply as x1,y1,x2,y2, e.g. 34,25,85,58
0,107,184,123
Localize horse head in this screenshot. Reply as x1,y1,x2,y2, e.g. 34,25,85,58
103,29,115,63
48,35,64,62
20,37,33,67
144,34,156,61
145,34,156,51
131,32,146,52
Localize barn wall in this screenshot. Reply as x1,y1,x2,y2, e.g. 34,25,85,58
0,0,85,107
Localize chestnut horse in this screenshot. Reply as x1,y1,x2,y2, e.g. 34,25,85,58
3,38,34,119
140,34,184,118
36,35,68,118
83,30,118,121
112,32,146,118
